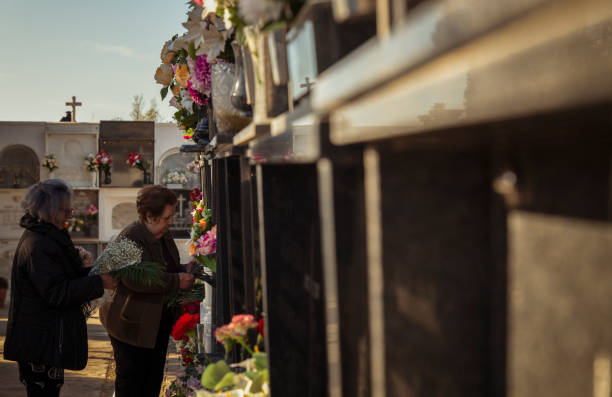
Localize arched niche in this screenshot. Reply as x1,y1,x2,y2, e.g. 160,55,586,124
0,145,39,188
157,148,199,189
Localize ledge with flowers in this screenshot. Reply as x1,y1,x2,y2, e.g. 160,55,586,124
160,188,268,397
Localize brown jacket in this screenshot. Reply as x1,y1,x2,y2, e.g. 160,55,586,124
100,221,181,348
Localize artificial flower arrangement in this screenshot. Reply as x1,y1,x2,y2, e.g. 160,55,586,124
163,169,189,185
84,153,98,172
164,313,269,397
127,152,151,173
96,150,112,173
188,188,216,272
185,159,200,174
42,153,58,172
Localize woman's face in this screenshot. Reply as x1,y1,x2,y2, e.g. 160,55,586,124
145,204,175,239
54,201,73,230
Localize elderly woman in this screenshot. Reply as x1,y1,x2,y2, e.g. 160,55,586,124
100,185,194,397
3,179,116,397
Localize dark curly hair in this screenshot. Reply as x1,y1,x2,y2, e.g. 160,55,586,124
136,185,177,221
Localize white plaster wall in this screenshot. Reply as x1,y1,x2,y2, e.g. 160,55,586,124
154,123,184,167
0,122,46,161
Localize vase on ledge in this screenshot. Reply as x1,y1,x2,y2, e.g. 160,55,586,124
103,170,111,185
143,171,151,185
90,172,97,187
48,171,55,180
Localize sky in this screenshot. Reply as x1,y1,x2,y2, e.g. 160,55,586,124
0,0,188,123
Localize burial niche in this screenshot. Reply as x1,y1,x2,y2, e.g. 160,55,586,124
0,145,39,188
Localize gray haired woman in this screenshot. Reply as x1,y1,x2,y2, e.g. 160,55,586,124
3,179,116,397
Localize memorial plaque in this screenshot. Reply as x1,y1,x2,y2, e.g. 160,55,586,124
259,164,328,397
0,145,39,189
45,132,97,187
0,190,26,239
112,203,138,230
99,121,155,188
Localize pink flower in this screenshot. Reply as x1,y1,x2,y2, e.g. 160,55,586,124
187,80,208,106
214,324,231,343
86,204,98,215
195,227,216,256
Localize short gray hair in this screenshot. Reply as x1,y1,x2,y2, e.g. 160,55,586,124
22,179,72,223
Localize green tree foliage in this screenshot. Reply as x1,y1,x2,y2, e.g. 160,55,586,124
130,94,160,121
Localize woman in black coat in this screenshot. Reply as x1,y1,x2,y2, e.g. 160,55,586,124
3,179,116,397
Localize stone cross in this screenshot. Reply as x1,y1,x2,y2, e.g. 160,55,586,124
300,77,315,95
65,96,82,122
177,193,186,217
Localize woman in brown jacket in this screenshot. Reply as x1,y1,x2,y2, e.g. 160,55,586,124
100,185,194,397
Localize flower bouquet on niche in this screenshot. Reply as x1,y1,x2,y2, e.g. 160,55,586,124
127,152,151,184
42,153,58,173
96,150,112,173
84,153,98,172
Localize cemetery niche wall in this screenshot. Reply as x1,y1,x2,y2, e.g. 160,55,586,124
0,145,39,188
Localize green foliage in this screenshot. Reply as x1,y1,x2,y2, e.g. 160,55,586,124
214,372,236,391
199,255,216,272
130,94,160,121
253,352,267,371
173,107,199,130
160,86,169,101
110,261,165,287
188,42,197,60
201,360,231,389
249,369,269,393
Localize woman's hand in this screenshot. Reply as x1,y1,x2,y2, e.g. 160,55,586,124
100,274,117,290
76,246,93,267
179,273,195,290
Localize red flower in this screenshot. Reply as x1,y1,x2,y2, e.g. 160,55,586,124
257,317,264,337
182,302,200,314
171,313,200,341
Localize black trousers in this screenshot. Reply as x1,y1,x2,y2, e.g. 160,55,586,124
18,362,64,397
109,321,171,397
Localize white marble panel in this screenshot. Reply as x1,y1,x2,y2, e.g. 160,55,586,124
45,124,98,187
98,188,139,242
0,190,26,239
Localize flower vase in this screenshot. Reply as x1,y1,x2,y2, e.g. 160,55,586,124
103,170,111,185
211,63,251,133
90,172,97,187
230,42,252,114
48,171,55,180
143,171,151,185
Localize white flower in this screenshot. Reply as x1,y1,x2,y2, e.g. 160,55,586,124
180,90,195,112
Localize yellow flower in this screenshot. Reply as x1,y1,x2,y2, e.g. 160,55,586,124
199,218,207,229
175,64,190,88
189,243,196,256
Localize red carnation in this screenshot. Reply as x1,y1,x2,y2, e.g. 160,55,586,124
182,301,200,314
171,313,200,341
257,317,264,337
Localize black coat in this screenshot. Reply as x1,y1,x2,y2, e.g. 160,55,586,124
3,213,104,370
